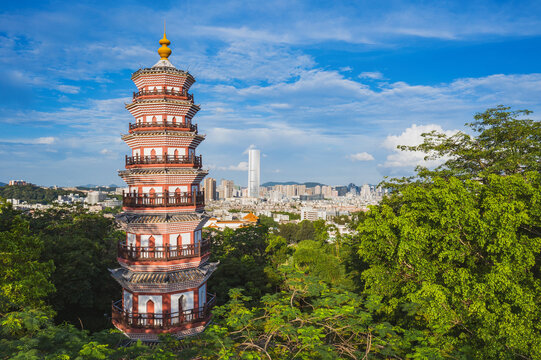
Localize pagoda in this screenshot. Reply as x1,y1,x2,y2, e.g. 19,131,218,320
110,31,217,341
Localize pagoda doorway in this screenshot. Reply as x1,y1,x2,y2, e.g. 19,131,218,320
146,299,155,326
148,188,156,206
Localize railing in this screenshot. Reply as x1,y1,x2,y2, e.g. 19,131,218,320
129,121,197,132
112,294,216,329
133,89,194,102
122,191,205,208
125,155,202,168
118,240,210,261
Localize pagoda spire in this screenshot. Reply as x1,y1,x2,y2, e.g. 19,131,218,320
158,21,172,60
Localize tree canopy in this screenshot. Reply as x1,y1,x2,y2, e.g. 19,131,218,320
399,105,541,181
0,199,54,314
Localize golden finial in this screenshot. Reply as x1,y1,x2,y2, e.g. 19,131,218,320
158,21,171,60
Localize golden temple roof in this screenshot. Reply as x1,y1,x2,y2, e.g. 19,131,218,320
243,212,259,222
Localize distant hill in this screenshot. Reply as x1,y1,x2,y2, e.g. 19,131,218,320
0,182,5,187
0,184,85,204
76,184,121,190
262,181,326,188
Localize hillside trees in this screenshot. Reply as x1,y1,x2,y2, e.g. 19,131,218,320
184,266,442,359
357,174,541,358
0,200,54,314
0,185,84,205
207,225,274,305
29,208,124,331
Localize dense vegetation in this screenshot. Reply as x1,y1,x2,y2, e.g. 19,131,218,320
0,184,84,204
0,106,540,359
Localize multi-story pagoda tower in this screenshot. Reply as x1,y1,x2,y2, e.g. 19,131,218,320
110,31,217,341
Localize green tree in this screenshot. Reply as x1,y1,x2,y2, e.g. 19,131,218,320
258,214,277,228
357,174,541,359
295,220,315,242
264,234,293,287
0,308,178,359
0,199,54,313
185,266,440,359
398,105,541,181
29,208,123,331
207,225,273,305
312,219,329,242
292,240,350,286
276,222,298,243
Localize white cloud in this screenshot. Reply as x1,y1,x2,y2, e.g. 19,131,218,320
347,152,375,161
55,84,80,94
0,136,56,145
380,124,459,168
242,144,258,155
269,103,291,109
34,137,56,145
219,161,249,171
359,71,384,79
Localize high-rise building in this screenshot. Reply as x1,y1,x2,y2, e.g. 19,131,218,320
110,32,217,341
360,184,371,200
248,149,260,198
204,177,216,202
321,186,333,198
220,179,234,199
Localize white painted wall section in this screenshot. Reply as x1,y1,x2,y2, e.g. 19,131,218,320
143,148,163,156
167,147,187,156
140,234,163,247
171,291,194,313
123,290,133,313
198,284,206,308
127,233,136,247
142,186,162,194
138,295,162,314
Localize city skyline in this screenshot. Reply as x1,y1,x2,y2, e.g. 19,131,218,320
1,0,541,186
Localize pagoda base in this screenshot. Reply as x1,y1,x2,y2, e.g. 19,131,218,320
113,321,211,342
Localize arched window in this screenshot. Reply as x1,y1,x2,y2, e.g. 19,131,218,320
152,116,157,125
174,149,179,160
172,116,176,125
150,149,157,162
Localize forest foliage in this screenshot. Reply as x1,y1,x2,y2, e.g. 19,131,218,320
0,106,540,359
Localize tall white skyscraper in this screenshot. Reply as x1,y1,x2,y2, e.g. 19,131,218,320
248,149,260,198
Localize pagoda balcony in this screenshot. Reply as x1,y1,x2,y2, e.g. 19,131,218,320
112,293,215,330
128,121,197,133
122,191,205,208
133,89,194,102
125,155,202,168
118,239,210,262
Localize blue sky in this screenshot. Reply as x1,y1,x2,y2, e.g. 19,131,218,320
1,0,541,186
